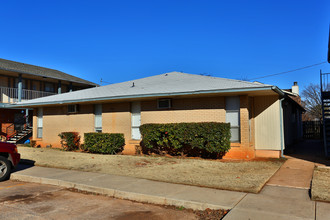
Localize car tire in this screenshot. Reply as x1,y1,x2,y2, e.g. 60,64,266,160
0,156,11,182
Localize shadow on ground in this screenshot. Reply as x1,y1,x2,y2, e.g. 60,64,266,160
13,160,35,173
285,139,330,166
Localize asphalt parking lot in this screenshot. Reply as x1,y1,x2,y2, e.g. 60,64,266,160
0,180,198,220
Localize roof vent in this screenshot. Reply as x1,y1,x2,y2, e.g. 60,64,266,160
131,82,135,87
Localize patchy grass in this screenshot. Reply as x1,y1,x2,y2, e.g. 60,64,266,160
311,166,330,202
17,146,284,193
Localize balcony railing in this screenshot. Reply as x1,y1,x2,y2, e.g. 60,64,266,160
0,87,56,103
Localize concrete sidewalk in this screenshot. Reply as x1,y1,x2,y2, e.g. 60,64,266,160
223,185,330,220
10,164,330,220
224,141,330,220
11,164,246,211
266,156,315,189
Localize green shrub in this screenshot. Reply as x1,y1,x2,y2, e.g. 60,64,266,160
84,133,125,154
58,132,81,151
139,122,231,158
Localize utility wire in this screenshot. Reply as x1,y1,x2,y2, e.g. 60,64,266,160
248,61,327,81
100,78,112,86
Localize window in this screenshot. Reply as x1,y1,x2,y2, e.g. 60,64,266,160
131,102,141,140
94,104,102,132
157,99,171,109
226,96,240,142
45,83,55,93
37,108,43,138
68,105,79,113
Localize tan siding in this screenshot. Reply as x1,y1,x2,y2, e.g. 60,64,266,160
141,97,226,124
254,95,282,150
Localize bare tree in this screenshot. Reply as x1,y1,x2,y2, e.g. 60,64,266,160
301,83,322,121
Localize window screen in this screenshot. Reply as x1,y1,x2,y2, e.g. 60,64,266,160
226,97,240,142
94,104,102,132
37,108,43,138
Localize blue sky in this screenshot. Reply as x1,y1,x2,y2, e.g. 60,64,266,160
0,0,329,91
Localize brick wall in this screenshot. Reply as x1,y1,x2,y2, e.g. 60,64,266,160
223,95,256,159
141,96,226,124
102,102,132,153
33,104,94,148
0,109,21,138
32,95,280,159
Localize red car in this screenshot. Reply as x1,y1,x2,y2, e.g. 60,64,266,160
0,142,20,181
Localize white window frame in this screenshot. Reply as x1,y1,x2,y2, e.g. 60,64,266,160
37,108,43,139
131,102,141,140
94,104,102,132
226,96,240,143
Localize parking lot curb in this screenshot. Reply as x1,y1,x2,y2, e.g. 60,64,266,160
10,173,227,210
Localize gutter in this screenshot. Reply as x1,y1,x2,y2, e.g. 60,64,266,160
271,86,285,97
0,103,33,110
12,86,277,108
279,97,285,158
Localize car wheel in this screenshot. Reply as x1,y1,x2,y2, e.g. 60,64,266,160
0,156,11,181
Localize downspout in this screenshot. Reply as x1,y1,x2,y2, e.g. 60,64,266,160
279,98,285,158
272,86,286,158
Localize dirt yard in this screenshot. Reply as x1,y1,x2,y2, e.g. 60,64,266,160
311,166,330,202
17,146,284,193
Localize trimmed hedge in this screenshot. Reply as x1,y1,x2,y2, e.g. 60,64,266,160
140,122,231,158
58,132,81,151
84,133,125,154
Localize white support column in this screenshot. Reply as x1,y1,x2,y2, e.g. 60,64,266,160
58,81,62,94
18,74,22,102
69,82,73,92
25,109,29,126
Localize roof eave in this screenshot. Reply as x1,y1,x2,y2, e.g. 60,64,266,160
0,67,98,87
271,86,285,97
12,86,276,108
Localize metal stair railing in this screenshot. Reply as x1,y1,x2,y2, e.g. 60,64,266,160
6,123,32,143
320,70,330,157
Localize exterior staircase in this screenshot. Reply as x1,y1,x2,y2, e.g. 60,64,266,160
6,125,32,144
320,71,330,157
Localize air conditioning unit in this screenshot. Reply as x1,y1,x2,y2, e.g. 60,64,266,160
157,99,171,109
68,104,79,113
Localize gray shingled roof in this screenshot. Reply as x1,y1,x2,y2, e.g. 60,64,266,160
17,71,277,106
0,58,98,86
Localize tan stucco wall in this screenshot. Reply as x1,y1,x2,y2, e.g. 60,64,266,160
141,97,226,124
254,95,283,150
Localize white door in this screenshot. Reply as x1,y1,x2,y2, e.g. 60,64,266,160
131,102,141,140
